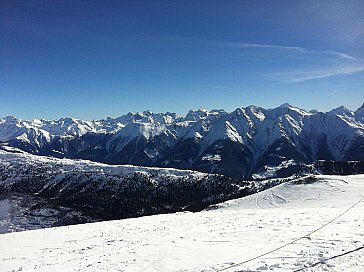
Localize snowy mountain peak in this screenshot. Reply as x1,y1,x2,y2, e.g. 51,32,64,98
185,108,210,121
359,103,364,109
355,103,364,122
278,103,291,108
245,106,266,122
135,110,153,117
0,115,21,124
233,107,245,116
4,115,18,120
328,106,355,118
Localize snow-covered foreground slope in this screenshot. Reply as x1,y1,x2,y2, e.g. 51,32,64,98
0,175,363,272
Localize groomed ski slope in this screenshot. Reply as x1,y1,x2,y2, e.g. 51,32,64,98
0,174,363,272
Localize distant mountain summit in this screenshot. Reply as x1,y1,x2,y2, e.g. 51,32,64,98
1,103,364,179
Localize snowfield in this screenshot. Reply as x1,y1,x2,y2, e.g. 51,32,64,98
0,174,363,272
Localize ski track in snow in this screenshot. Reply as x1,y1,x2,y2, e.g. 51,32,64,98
0,175,364,272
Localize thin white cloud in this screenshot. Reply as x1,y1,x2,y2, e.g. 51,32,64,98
129,35,359,61
130,35,363,83
328,51,359,61
270,65,364,83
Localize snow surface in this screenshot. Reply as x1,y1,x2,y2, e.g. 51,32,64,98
0,150,208,184
0,174,363,271
252,159,297,179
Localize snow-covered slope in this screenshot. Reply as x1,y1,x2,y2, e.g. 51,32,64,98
31,117,96,137
0,150,267,230
1,103,364,179
0,116,51,153
0,174,363,272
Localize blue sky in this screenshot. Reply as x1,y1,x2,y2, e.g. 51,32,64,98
1,0,364,120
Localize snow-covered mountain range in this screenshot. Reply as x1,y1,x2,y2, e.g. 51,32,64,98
1,103,364,179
